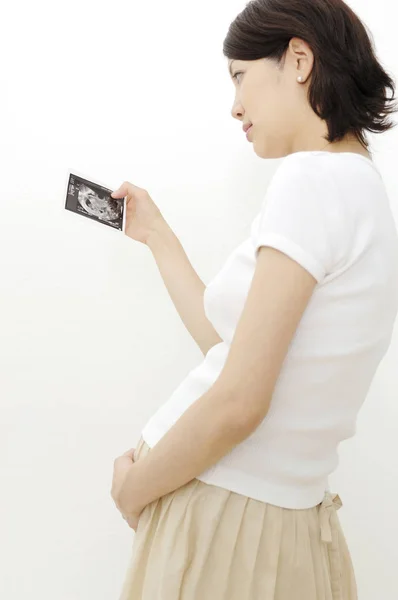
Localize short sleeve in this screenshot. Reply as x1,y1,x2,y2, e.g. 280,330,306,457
252,154,341,283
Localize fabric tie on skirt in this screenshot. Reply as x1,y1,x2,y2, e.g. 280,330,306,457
319,492,344,600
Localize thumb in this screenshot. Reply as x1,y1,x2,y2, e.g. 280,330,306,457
111,185,128,199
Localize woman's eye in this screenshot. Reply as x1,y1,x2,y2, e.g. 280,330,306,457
233,71,243,83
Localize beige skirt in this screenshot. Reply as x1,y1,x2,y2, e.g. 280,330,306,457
118,437,357,600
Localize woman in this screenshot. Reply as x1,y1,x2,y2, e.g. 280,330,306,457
111,1,398,598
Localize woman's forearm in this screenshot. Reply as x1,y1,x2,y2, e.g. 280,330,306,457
118,382,255,514
146,219,223,356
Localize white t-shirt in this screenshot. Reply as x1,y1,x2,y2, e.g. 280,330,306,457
142,151,398,509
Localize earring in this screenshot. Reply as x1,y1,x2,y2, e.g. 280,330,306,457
297,76,303,83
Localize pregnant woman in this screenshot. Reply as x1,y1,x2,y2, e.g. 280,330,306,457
111,1,398,598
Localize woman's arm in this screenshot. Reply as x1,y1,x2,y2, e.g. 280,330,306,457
147,218,223,356
118,377,255,515
117,245,318,515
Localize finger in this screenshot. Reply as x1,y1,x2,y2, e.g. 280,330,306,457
122,448,135,458
111,182,132,199
111,181,149,200
125,515,138,531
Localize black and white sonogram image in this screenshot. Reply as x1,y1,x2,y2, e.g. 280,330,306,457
65,174,125,230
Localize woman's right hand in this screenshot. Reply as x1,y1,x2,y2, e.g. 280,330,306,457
111,181,165,245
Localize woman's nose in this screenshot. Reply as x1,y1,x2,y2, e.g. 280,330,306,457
231,104,244,120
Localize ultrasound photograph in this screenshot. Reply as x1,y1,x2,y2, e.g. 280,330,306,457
65,173,125,231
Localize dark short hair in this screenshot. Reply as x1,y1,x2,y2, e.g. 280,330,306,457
223,0,397,149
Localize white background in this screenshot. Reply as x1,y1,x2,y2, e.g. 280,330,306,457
0,1,397,598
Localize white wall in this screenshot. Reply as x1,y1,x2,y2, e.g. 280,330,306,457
0,1,396,598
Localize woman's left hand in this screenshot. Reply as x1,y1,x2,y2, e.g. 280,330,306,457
111,448,141,531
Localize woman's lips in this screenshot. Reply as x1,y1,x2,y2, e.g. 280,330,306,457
246,125,253,140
